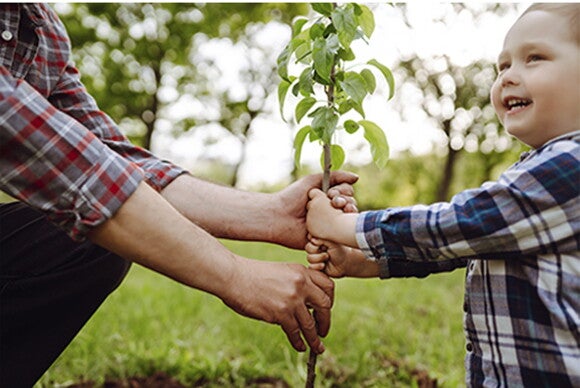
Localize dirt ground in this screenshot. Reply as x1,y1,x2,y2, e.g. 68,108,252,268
66,371,291,388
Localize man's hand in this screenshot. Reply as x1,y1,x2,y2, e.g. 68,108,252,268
222,258,334,353
272,171,359,249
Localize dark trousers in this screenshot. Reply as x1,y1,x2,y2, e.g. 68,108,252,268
0,202,131,387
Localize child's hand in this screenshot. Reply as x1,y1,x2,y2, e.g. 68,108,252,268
306,189,346,240
305,236,349,278
306,236,380,278
307,189,358,246
327,186,358,213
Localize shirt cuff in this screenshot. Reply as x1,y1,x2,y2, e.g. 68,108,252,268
56,153,145,241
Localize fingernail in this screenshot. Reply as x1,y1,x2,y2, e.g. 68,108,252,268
318,343,325,353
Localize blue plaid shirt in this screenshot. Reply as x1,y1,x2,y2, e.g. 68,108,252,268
356,131,580,387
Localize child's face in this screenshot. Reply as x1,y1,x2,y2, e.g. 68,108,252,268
491,10,580,148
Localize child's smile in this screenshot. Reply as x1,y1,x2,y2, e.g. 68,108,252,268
504,97,532,115
491,9,580,148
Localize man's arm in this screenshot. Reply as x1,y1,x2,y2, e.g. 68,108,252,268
88,181,333,354
161,172,359,250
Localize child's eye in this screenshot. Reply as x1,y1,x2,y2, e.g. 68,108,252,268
527,54,544,63
497,62,510,72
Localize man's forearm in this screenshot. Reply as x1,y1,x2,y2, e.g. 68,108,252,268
160,174,278,243
88,181,238,297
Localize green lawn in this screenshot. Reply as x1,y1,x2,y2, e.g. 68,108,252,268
36,240,466,387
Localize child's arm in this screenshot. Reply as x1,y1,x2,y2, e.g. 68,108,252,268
306,237,380,278
306,189,358,247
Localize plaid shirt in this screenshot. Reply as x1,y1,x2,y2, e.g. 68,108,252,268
357,131,580,387
0,4,184,240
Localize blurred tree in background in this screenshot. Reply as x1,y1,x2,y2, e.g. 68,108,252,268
56,3,307,186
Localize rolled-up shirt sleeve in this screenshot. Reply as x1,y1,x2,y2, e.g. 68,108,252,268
0,68,144,240
49,61,186,193
0,4,186,241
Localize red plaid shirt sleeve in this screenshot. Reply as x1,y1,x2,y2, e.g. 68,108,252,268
0,4,185,240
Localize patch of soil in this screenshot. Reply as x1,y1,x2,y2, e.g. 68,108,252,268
66,371,187,388
380,357,438,388
66,371,290,388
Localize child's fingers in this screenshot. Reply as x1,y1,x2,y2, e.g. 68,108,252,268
308,262,326,271
305,241,321,254
305,240,329,254
307,236,327,247
343,202,359,213
307,252,329,265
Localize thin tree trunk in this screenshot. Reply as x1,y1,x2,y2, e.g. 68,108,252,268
436,140,458,202
143,63,161,151
231,138,247,188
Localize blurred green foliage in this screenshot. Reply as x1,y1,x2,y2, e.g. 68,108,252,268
56,3,308,149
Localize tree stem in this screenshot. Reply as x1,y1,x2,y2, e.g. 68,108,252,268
322,143,331,193
306,6,337,387
306,349,317,388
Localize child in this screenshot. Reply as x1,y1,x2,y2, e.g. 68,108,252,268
305,3,579,387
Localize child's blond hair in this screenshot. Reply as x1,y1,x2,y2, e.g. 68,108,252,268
521,3,580,45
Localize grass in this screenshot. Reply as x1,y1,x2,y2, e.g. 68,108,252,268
36,240,466,387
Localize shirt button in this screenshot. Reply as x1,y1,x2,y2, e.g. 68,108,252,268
1,30,13,41
466,342,473,352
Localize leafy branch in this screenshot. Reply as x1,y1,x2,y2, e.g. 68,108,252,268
278,3,394,193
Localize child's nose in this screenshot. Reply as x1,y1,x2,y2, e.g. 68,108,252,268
501,67,520,87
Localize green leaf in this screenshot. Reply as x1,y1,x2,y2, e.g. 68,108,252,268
294,42,312,64
298,67,314,96
339,72,367,106
311,106,338,144
312,35,339,82
338,47,356,61
332,5,357,48
356,4,375,38
295,97,316,123
312,3,334,16
292,18,309,38
277,43,292,81
322,23,337,38
338,100,354,115
293,125,312,168
361,68,376,94
344,119,359,134
277,78,294,120
291,81,301,97
353,101,366,118
367,59,395,100
320,144,345,171
312,71,330,86
309,22,325,40
359,120,389,168
309,130,321,142
291,28,312,63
